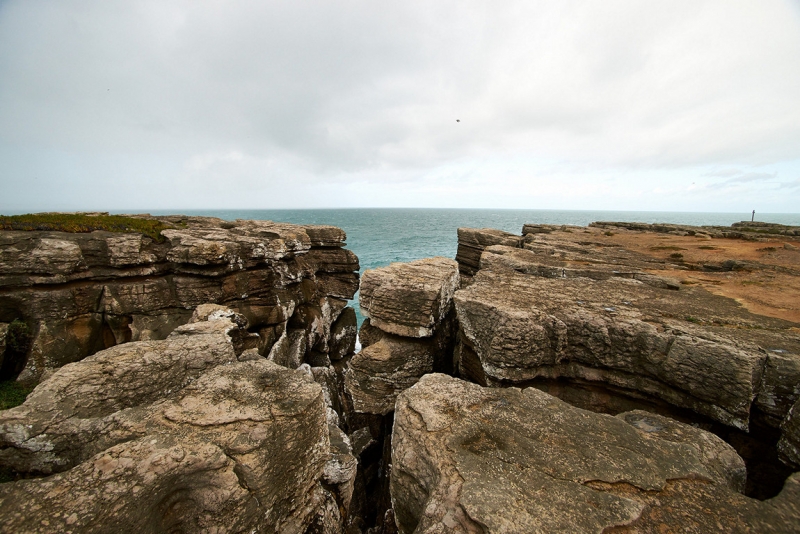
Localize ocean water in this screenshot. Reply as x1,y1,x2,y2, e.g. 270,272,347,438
143,208,800,328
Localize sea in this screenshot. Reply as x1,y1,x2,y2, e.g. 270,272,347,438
139,208,800,329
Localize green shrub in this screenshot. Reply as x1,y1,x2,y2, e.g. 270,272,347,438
0,213,171,243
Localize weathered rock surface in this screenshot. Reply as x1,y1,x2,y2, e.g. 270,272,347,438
346,319,453,416
0,215,359,384
0,318,241,474
0,323,7,370
592,220,800,238
0,311,346,533
481,244,681,290
349,258,458,416
455,228,522,277
391,374,800,533
616,410,747,493
778,398,800,469
454,267,800,432
359,257,458,338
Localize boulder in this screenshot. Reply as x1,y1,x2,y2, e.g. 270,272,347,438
616,410,747,493
0,358,331,532
346,334,440,416
359,257,459,338
391,374,800,533
0,317,240,474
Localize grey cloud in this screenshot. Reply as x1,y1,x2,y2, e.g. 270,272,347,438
1,0,799,210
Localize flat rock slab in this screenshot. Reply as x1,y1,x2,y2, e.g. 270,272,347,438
454,268,800,430
359,257,459,338
391,374,800,533
481,244,681,290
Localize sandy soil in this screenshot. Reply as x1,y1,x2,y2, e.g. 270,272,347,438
597,230,800,325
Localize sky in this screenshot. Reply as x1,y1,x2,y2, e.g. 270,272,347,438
1,0,799,213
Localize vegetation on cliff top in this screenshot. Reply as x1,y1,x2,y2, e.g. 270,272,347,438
0,213,171,242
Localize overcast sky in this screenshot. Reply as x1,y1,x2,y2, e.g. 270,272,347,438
1,0,799,213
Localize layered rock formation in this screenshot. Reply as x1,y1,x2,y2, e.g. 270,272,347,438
391,374,800,533
3,216,800,532
0,215,359,384
347,257,459,415
0,311,354,533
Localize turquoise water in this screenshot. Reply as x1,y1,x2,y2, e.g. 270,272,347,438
141,208,800,327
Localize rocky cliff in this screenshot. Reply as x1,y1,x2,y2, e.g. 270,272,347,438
2,216,800,533
0,214,359,384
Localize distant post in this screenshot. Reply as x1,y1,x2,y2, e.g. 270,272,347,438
751,210,755,222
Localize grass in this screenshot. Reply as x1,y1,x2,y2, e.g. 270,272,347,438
0,213,172,243
669,252,684,260
0,380,33,411
685,315,701,324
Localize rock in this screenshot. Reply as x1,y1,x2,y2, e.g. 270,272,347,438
455,228,523,277
454,268,775,430
0,316,241,474
189,303,248,328
778,398,800,468
0,216,359,384
345,333,441,416
324,424,358,515
617,410,747,493
0,323,7,370
267,328,307,369
755,351,800,428
0,358,331,532
521,223,557,235
329,307,357,361
359,257,459,338
391,374,800,533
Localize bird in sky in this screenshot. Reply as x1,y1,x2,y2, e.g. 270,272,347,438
456,119,460,122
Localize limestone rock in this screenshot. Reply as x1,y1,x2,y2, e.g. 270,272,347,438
329,307,357,361
455,228,523,277
324,424,358,515
778,398,800,468
454,269,773,430
346,334,439,416
0,358,331,532
0,317,241,475
359,257,459,338
0,215,360,383
189,303,248,328
0,323,7,369
617,410,747,493
391,374,800,533
481,244,680,290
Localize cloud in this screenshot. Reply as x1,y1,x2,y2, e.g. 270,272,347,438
1,0,799,211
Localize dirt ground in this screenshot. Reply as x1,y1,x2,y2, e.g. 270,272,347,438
596,230,800,325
